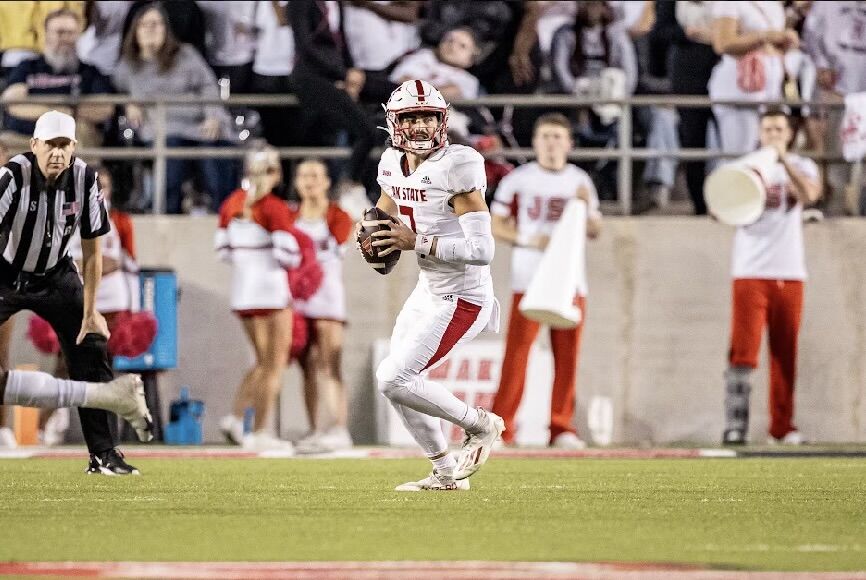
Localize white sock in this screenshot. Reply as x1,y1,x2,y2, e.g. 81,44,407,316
430,450,457,475
2,370,88,408
388,375,479,431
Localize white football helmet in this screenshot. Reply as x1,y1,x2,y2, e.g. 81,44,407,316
383,79,449,153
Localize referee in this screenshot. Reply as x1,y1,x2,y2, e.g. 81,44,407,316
0,110,151,475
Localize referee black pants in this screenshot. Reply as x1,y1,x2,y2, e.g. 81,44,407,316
0,258,115,454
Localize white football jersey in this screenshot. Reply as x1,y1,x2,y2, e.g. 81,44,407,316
731,154,818,281
492,162,600,296
377,143,492,302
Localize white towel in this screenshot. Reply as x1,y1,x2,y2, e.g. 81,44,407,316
841,92,866,162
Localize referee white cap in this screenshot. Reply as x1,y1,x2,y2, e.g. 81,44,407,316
33,110,77,142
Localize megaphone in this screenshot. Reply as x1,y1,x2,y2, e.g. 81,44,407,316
704,147,778,226
519,198,586,329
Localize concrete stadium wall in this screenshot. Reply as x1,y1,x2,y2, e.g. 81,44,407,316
9,217,866,444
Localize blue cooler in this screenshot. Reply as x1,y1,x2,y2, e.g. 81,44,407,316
164,387,204,445
115,268,178,441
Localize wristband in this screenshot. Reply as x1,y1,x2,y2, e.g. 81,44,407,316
415,234,435,259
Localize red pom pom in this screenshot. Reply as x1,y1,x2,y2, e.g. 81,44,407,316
288,260,324,301
27,316,61,355
108,311,158,358
289,310,309,360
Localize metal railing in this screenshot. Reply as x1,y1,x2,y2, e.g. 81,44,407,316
2,94,851,215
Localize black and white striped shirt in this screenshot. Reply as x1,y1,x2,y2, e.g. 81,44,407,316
0,153,109,274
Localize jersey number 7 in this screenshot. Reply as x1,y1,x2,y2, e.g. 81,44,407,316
398,205,416,232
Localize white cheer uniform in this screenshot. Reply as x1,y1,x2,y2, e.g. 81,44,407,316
215,190,302,314
290,203,352,322
68,209,140,314
377,144,499,375
491,162,601,296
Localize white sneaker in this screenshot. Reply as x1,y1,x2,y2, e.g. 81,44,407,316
395,469,470,492
0,427,17,449
219,414,245,446
551,432,587,450
768,430,805,445
296,427,353,454
97,375,153,442
242,431,294,453
455,408,505,481
41,409,69,446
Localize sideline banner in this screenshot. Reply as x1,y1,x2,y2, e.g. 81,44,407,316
373,340,553,446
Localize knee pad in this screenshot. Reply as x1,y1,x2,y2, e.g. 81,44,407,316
65,333,113,382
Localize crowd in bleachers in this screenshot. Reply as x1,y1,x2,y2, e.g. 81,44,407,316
0,1,863,214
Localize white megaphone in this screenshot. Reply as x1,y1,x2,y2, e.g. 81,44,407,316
704,147,778,226
519,198,586,329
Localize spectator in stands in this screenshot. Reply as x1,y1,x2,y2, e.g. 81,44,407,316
652,0,718,215
709,1,797,155
289,159,354,454
121,0,206,58
550,1,636,196
420,0,541,94
288,0,377,200
197,1,257,95
250,1,299,153
390,26,481,101
343,1,421,104
0,1,85,86
1,8,114,151
113,3,235,214
535,1,579,91
77,0,132,76
803,1,866,214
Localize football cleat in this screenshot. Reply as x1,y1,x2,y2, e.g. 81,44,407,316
395,469,469,492
86,448,140,476
455,409,505,480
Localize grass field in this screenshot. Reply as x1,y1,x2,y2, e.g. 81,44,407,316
1,456,865,573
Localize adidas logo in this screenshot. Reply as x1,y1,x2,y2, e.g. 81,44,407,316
421,175,431,184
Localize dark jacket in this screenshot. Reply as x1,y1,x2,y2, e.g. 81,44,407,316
650,0,718,95
288,0,353,81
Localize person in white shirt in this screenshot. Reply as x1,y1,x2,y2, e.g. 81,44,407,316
709,1,798,155
722,106,821,446
489,113,602,449
360,79,504,491
390,27,481,101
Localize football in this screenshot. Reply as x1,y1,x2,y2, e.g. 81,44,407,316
357,207,401,275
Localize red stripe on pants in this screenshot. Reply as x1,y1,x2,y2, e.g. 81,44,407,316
492,292,586,444
729,279,803,440
422,298,481,371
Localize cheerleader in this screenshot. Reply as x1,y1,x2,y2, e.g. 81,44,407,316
290,159,354,453
216,146,307,452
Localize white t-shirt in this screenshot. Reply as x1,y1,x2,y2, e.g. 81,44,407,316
390,49,480,99
253,0,295,76
708,0,786,102
491,163,600,296
343,1,420,70
377,144,492,302
198,1,257,67
731,153,818,281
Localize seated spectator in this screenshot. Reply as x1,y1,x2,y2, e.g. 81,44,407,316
0,1,86,84
121,0,206,58
551,1,637,98
113,3,236,214
77,0,132,76
1,8,114,151
390,27,481,101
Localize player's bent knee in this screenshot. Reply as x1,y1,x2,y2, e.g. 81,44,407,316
376,357,410,398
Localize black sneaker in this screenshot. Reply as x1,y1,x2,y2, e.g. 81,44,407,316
85,448,141,476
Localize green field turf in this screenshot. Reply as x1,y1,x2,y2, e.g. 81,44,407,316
1,457,864,571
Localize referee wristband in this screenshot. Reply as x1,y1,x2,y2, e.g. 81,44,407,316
415,234,435,259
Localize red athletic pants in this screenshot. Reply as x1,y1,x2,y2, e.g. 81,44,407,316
729,279,803,439
492,293,585,444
